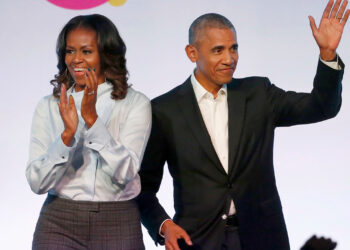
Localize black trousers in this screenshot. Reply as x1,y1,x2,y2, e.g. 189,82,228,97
32,195,145,250
221,225,242,250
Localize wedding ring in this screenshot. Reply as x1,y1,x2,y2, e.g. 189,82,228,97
87,90,95,95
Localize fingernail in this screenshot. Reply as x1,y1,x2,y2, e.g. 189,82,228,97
93,68,96,72
88,68,91,72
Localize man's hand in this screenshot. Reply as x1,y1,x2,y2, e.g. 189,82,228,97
309,0,350,60
161,220,193,250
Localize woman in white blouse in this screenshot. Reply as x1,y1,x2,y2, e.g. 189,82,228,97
26,14,151,250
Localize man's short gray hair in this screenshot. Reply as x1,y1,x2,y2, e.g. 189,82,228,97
189,13,235,45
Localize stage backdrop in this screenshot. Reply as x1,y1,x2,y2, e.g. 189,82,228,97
0,0,349,249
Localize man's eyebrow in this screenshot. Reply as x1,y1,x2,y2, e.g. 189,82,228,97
210,44,238,51
211,45,225,51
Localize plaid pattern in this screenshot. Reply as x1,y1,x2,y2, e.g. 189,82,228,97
32,195,145,250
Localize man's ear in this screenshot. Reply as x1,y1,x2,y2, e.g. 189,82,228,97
185,44,197,63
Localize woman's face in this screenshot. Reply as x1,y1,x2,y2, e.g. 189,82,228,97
65,27,105,92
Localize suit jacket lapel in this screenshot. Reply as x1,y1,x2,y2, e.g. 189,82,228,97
176,78,226,175
227,79,246,177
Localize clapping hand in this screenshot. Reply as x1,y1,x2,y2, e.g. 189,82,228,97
58,67,99,146
309,0,350,60
58,84,78,146
81,68,98,128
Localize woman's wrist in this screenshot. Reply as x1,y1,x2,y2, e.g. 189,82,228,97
61,130,75,146
83,113,98,128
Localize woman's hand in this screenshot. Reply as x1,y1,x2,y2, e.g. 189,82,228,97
81,68,99,128
58,84,78,146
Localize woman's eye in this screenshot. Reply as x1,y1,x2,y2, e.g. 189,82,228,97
83,50,92,54
65,49,74,54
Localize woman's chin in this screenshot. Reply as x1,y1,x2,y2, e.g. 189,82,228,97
74,82,86,92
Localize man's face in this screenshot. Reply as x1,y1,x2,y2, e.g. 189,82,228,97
187,27,238,91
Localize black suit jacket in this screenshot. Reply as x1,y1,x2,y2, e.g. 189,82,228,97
137,60,344,250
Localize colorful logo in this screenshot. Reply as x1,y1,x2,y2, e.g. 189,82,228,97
47,0,127,10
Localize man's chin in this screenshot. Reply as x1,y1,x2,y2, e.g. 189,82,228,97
219,77,233,84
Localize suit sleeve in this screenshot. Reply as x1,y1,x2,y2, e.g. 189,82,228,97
136,101,171,245
267,58,344,127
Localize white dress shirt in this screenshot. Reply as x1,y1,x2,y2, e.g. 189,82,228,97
26,82,151,201
191,74,236,215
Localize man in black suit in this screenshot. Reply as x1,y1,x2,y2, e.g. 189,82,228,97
137,1,349,249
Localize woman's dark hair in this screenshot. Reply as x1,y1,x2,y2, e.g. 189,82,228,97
51,14,129,99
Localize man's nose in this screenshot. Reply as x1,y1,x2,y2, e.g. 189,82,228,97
223,51,234,65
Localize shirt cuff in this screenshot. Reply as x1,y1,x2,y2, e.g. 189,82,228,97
84,117,110,151
159,219,173,238
47,135,77,164
320,54,342,70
